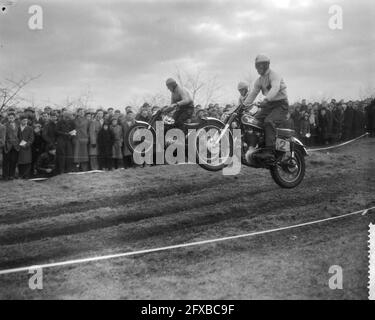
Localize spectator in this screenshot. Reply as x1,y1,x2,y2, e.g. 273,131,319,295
342,101,354,140
36,144,57,178
122,111,135,169
3,113,19,180
299,112,311,146
38,112,50,127
89,109,104,170
42,111,58,150
73,108,90,171
110,117,123,169
31,123,46,176
18,115,34,179
136,106,151,123
56,111,76,174
291,104,301,137
282,112,295,130
318,107,330,145
97,121,114,170
331,104,344,143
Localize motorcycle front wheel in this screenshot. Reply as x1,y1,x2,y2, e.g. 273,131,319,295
195,121,233,172
126,123,155,155
270,149,305,188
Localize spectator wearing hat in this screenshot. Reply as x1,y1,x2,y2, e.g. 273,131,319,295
73,108,90,171
56,111,76,174
36,144,57,178
18,115,34,179
3,113,19,180
85,110,93,122
136,106,151,123
31,123,46,176
318,107,330,145
331,104,344,142
42,112,58,150
97,121,114,170
24,107,36,127
299,112,311,146
89,109,104,170
110,117,123,169
121,110,135,169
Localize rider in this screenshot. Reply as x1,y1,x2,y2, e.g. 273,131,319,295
165,78,194,133
237,81,249,105
243,55,289,159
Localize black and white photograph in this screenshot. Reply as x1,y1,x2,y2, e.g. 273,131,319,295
0,0,374,304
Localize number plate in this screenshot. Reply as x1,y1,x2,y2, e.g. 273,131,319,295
276,138,290,152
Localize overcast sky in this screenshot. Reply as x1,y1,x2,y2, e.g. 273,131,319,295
0,0,374,109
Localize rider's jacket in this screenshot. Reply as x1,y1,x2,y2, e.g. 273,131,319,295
244,69,288,106
171,85,194,108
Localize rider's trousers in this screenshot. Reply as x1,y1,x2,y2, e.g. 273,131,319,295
255,99,289,147
173,105,195,134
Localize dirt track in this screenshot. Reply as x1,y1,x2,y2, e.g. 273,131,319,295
0,138,374,299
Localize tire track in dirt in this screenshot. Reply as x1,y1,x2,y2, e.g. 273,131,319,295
0,176,246,224
0,170,372,247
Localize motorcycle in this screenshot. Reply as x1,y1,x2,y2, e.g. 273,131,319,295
195,104,308,188
125,107,201,158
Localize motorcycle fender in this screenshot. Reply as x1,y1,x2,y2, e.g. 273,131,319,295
134,120,154,131
200,117,225,127
291,137,308,156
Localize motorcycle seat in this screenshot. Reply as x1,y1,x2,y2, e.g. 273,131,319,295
276,128,295,138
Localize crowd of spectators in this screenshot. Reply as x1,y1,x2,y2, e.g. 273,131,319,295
0,97,374,181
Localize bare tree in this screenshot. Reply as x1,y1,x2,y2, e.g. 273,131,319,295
0,74,41,112
174,68,222,107
202,74,222,107
142,91,169,107
175,68,205,102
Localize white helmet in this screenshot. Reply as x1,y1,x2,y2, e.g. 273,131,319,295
255,54,270,64
237,81,248,91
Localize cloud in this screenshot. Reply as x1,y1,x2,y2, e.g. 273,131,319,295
0,0,373,108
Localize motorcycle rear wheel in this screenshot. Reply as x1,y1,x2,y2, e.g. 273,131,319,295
270,149,305,188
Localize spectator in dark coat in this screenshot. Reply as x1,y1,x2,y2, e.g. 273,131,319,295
42,112,58,150
56,111,76,174
97,122,114,170
18,115,35,179
342,101,354,141
110,118,123,169
318,107,330,145
291,105,301,137
89,110,104,170
136,107,151,123
331,104,344,142
299,112,311,146
31,123,46,176
121,111,135,169
36,145,57,177
73,108,90,171
2,113,19,180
